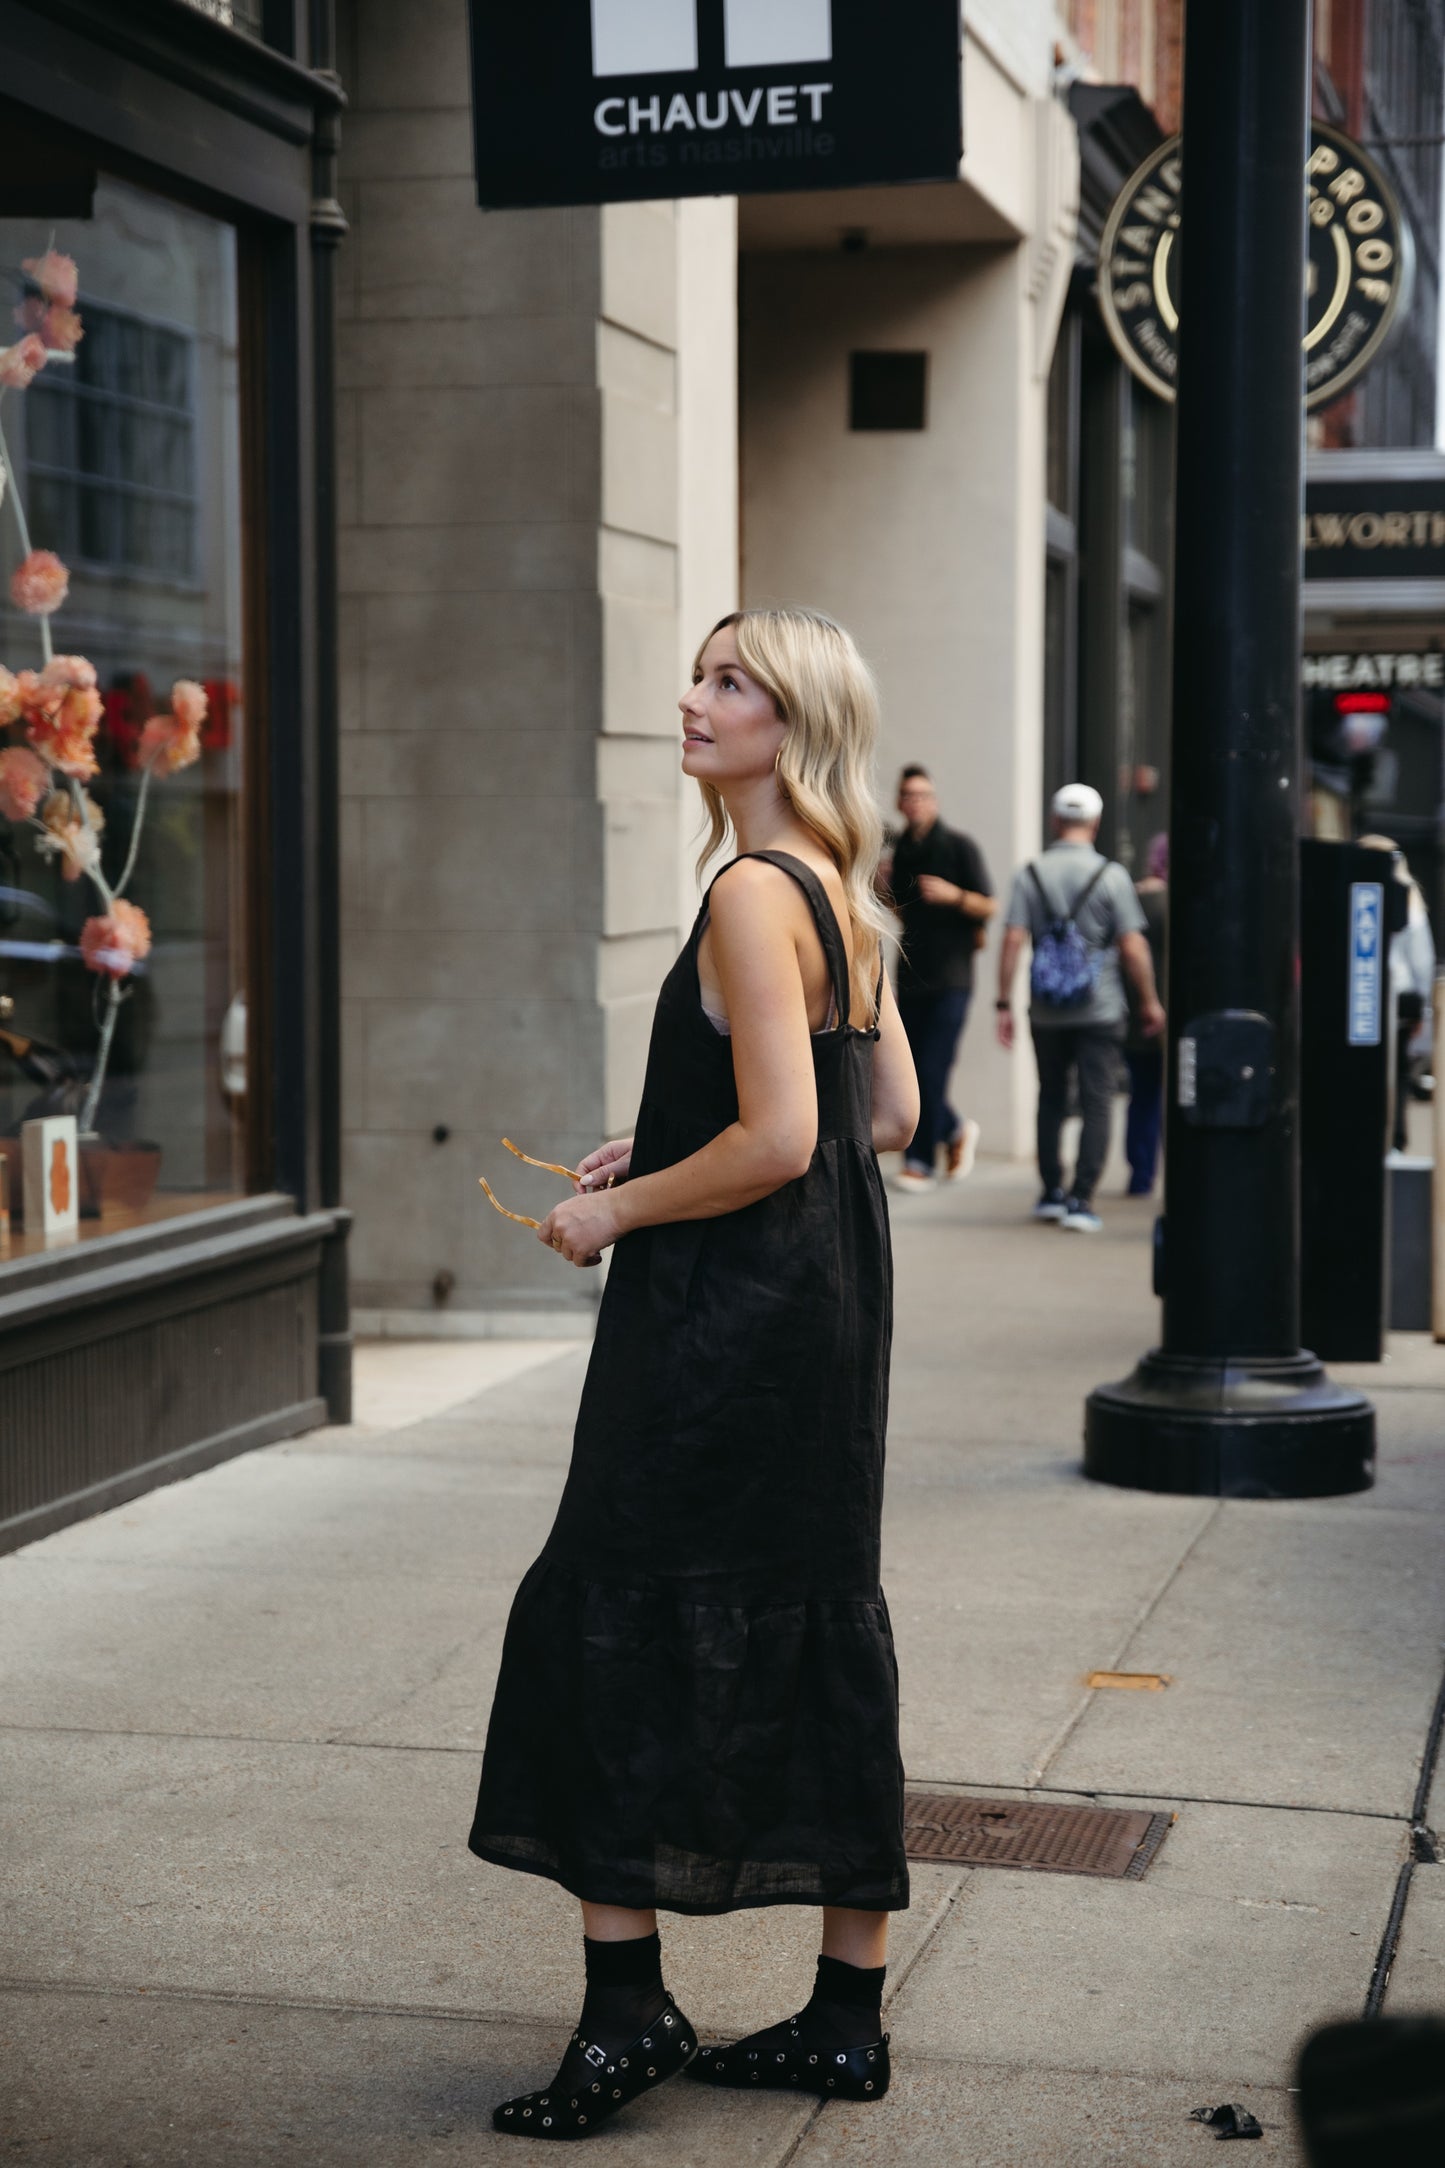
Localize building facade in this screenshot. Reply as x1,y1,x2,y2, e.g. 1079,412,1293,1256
1304,1,1445,928
0,0,349,1549
333,0,1079,1327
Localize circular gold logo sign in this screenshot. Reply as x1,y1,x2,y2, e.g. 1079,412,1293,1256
1098,123,1413,410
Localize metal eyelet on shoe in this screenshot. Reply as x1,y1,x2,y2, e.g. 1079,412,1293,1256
664,2015,674,2026
865,2081,875,2092
619,2058,628,2068
836,2053,847,2064
867,2051,875,2062
828,2077,836,2088
543,2117,552,2127
680,2041,690,2052
522,2108,531,2118
776,2052,785,2062
808,2053,818,2064
503,2108,514,2117
578,2116,587,2126
647,2067,656,2078
643,2038,652,2049
612,2089,621,2098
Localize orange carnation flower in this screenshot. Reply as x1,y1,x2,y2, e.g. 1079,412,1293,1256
21,656,102,780
10,549,70,616
80,899,151,979
0,745,49,823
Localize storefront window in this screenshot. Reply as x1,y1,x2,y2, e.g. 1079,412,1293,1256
0,177,249,1245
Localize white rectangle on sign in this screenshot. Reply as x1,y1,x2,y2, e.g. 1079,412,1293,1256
1177,1035,1197,1108
1348,879,1384,1047
725,0,832,68
591,0,697,76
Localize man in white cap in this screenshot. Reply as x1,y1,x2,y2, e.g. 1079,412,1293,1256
995,784,1164,1231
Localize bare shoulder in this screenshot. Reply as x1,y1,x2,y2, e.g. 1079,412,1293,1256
707,855,812,932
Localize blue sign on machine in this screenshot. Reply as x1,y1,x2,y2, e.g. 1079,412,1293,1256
1348,880,1384,1046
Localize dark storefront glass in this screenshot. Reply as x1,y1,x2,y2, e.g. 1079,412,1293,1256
180,0,267,37
0,177,248,1241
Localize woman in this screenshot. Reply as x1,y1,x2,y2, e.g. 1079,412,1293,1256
1124,832,1168,1196
471,608,920,2141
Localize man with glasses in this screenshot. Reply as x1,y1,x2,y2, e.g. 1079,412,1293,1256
884,765,995,1190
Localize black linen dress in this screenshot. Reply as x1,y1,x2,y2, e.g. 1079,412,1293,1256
469,851,908,1916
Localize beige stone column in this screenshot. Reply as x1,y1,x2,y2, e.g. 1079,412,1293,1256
334,0,736,1331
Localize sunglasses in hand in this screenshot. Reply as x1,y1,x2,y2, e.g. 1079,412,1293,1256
478,1136,616,1230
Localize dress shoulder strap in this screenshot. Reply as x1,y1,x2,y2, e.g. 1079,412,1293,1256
707,850,852,1031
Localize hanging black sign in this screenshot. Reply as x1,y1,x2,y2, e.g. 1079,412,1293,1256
1303,476,1445,581
1098,122,1413,409
467,0,963,211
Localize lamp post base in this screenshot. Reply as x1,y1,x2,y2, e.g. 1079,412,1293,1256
1084,1350,1375,1498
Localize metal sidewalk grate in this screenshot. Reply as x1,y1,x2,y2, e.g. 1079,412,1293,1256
904,1792,1173,1879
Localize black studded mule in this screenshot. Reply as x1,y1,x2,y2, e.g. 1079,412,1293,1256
687,2016,890,2102
493,1995,698,2140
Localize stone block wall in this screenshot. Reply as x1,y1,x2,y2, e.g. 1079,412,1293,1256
334,0,736,1327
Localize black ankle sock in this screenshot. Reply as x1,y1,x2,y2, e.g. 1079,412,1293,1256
578,1932,668,2051
800,1955,886,2051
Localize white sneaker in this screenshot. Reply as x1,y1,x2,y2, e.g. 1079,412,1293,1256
945,1118,980,1181
1060,1199,1103,1232
894,1166,934,1193
1034,1191,1068,1220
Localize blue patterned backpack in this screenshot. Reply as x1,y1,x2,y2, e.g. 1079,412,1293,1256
1027,860,1110,1008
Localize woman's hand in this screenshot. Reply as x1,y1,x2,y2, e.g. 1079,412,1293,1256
575,1136,633,1191
537,1187,628,1268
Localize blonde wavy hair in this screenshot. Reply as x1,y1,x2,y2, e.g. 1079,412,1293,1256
693,608,893,1019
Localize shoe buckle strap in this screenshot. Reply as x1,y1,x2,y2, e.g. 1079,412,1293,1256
583,2042,606,2069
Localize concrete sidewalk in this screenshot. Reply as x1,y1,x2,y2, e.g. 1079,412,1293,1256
3,1161,1443,2165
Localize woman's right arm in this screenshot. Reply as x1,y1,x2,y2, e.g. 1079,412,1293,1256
871,970,920,1152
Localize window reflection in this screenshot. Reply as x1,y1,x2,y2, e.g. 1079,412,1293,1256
0,177,248,1233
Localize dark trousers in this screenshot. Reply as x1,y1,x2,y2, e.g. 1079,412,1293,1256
1124,1046,1164,1193
1395,990,1425,1153
1031,1023,1122,1206
898,987,972,1170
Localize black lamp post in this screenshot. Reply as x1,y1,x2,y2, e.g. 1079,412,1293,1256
1084,0,1374,1497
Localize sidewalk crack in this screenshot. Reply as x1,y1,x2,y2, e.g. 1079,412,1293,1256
1025,1500,1222,1788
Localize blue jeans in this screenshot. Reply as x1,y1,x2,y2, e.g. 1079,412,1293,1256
898,988,972,1170
1125,1047,1163,1192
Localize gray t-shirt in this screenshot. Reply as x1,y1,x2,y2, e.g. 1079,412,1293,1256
1005,843,1147,1030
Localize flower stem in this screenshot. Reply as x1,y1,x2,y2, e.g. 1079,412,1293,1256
77,976,122,1137
112,758,154,899
69,775,115,912
0,392,53,667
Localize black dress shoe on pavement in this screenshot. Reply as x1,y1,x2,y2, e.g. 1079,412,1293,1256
493,1995,698,2139
687,2015,890,2101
